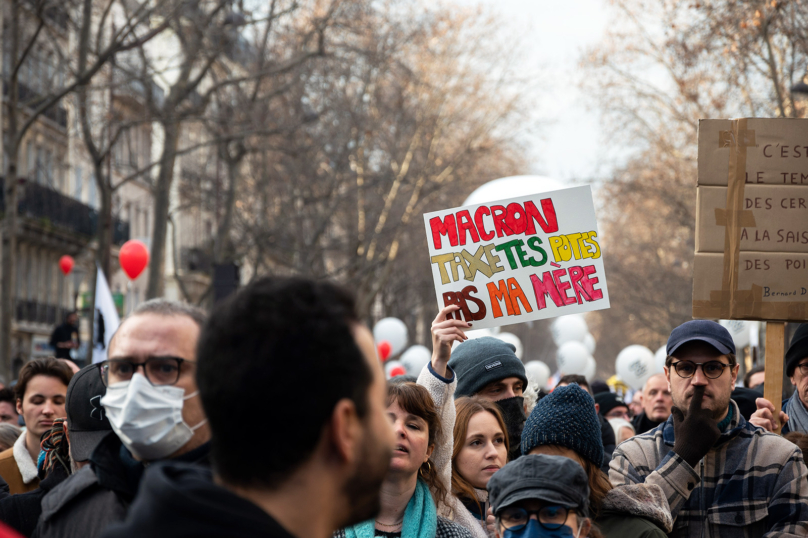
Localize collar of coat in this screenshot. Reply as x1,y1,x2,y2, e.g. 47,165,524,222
13,431,39,483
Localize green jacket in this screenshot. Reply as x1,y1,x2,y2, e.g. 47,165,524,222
596,484,671,538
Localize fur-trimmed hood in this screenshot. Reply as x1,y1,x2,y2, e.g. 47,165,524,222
601,484,673,533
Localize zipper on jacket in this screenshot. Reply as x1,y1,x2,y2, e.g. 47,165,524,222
700,459,707,538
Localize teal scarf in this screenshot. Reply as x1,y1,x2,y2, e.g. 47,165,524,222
344,478,437,538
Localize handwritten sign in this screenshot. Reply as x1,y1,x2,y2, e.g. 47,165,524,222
423,186,610,329
693,118,808,321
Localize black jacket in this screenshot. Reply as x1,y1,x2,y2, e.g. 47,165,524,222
100,462,297,538
599,413,616,472
631,411,662,436
0,465,69,537
32,433,210,538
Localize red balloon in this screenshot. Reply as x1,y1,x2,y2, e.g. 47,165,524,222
389,366,406,378
119,240,150,280
58,255,74,276
377,340,392,361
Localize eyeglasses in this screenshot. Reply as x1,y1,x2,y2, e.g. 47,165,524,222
498,505,570,531
98,357,188,386
670,360,730,380
605,410,630,420
797,363,808,376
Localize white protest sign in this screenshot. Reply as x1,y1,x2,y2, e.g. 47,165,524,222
423,186,610,329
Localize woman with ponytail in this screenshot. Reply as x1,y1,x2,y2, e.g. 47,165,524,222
336,382,472,538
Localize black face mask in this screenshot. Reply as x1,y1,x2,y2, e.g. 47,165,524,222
495,396,526,462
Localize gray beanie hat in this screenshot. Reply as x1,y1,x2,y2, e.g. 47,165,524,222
448,337,527,398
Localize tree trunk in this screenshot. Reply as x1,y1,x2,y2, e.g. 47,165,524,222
146,120,181,299
96,166,113,280
1,0,21,381
212,151,240,263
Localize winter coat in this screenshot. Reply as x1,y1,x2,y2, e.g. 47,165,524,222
100,462,297,538
610,400,808,537
0,464,69,537
0,435,39,495
32,432,210,538
599,414,615,473
417,364,489,538
596,483,671,538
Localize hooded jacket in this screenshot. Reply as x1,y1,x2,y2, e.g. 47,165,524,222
611,400,808,537
100,462,296,538
597,483,671,538
32,432,210,538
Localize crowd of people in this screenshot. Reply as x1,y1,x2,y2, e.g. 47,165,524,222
0,276,804,537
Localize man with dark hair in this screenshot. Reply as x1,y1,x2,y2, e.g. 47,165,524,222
556,374,615,472
0,390,19,425
448,337,528,461
100,277,394,538
34,299,210,538
0,359,73,494
49,312,80,361
743,365,765,390
611,320,808,536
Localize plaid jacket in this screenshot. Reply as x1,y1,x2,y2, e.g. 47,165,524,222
609,400,808,538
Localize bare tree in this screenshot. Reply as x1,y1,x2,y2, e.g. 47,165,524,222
581,0,808,366
1,0,168,379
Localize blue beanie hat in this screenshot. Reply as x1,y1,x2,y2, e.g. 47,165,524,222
448,337,527,398
521,384,604,467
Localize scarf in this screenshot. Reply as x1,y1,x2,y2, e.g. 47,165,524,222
345,478,437,538
786,391,808,433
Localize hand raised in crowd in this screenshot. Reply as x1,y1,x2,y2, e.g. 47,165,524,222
749,397,789,432
430,305,470,378
671,386,721,468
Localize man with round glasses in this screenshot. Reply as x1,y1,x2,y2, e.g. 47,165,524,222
33,299,210,538
488,454,593,538
610,320,808,537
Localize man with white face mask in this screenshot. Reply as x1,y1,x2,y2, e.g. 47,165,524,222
32,299,209,538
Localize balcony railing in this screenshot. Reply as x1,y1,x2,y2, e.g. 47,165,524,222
2,80,68,128
0,177,130,246
15,300,64,325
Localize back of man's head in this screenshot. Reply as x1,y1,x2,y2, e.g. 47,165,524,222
557,374,590,395
196,277,373,489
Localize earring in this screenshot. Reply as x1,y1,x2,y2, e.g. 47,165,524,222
419,460,432,477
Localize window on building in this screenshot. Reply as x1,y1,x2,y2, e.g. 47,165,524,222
26,141,34,178
74,166,83,200
44,149,53,186
89,173,98,208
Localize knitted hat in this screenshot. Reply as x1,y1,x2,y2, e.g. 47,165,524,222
521,384,604,467
448,337,527,398
594,391,627,417
786,324,808,377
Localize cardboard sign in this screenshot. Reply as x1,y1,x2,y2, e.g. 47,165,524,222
423,186,610,329
693,118,808,321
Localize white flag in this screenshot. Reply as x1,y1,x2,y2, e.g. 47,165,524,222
93,265,120,364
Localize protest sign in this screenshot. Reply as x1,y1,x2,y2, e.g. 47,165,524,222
423,186,610,330
694,118,808,432
693,118,808,322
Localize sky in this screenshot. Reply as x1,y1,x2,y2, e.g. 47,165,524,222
453,0,612,184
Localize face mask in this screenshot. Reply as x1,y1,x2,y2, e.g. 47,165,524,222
495,396,526,461
503,519,580,538
100,373,207,461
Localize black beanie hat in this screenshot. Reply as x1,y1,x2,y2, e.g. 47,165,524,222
593,391,627,417
448,337,527,398
521,384,604,467
786,324,808,377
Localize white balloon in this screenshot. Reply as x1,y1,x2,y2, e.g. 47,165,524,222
373,318,408,357
654,345,667,374
525,361,551,389
583,356,597,382
615,345,655,390
496,332,523,359
384,360,406,379
719,320,750,350
551,315,589,347
462,175,565,206
556,341,590,375
583,333,596,355
400,345,431,375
